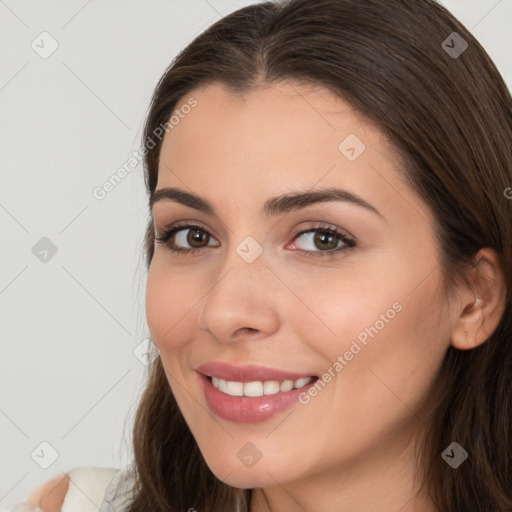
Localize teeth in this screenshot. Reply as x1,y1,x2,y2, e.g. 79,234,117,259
294,377,313,388
244,381,263,397
210,376,314,397
280,379,294,392
263,380,281,395
226,381,244,396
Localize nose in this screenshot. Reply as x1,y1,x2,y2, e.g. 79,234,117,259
197,250,281,344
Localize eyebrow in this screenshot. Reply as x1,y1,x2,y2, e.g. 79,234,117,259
150,186,385,220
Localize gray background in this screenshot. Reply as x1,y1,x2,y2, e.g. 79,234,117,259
1,0,511,508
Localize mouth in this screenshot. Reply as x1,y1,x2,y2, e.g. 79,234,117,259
198,371,319,424
195,361,320,423
206,374,319,398
195,361,318,383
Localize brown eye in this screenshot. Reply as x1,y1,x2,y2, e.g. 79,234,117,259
313,230,339,250
186,228,210,248
291,226,355,257
155,224,219,254
155,222,355,258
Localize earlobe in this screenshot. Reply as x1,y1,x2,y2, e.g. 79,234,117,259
450,248,506,351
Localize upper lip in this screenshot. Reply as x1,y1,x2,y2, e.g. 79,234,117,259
196,362,318,383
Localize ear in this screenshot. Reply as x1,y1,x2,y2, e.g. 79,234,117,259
450,248,507,351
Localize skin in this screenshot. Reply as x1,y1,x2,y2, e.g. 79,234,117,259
27,473,69,511
146,81,505,512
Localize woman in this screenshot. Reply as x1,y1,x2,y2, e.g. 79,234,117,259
19,0,512,510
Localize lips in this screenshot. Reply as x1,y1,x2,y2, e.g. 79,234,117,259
195,361,317,382
198,373,318,423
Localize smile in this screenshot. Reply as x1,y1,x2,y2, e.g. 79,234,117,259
210,376,315,397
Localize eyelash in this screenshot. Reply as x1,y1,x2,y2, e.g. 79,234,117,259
155,221,356,258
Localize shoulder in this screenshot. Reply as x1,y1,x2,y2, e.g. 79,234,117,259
26,467,121,512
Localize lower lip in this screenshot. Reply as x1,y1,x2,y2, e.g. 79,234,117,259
199,373,317,424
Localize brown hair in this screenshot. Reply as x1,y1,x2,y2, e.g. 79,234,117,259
124,0,512,510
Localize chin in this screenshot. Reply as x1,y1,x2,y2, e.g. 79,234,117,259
203,456,293,489
218,470,281,490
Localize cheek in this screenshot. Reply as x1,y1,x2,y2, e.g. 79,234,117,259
145,259,201,349
338,279,449,416
289,269,397,359
300,261,448,387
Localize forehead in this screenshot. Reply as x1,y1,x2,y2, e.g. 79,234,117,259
156,80,430,228
167,80,383,155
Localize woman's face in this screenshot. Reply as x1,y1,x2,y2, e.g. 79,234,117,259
146,81,454,490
